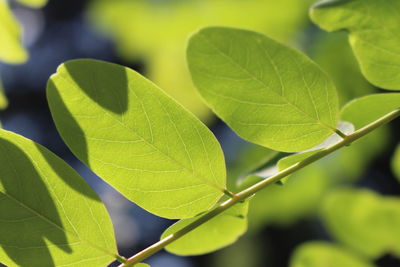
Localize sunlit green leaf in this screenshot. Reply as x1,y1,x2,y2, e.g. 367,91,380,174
321,189,400,259
161,201,249,256
310,32,376,106
134,264,149,267
0,0,28,64
392,144,400,182
0,129,117,267
47,59,226,219
0,80,8,110
341,93,400,129
88,0,315,120
290,241,374,267
16,0,48,8
187,27,339,152
311,0,400,90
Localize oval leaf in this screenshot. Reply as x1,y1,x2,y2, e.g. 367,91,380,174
161,201,249,256
310,0,400,90
0,129,117,267
341,93,400,129
47,59,226,219
0,1,28,64
290,241,374,267
187,27,339,152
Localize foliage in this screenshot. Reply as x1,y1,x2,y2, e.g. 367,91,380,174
321,189,400,259
0,129,117,267
310,0,400,90
187,27,339,152
0,0,28,64
47,59,227,219
0,0,399,266
87,0,315,120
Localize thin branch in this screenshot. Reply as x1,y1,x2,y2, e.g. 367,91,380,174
119,108,400,267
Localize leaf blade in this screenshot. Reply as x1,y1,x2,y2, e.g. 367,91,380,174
187,27,339,152
310,0,400,90
47,59,226,219
0,129,117,267
161,201,249,256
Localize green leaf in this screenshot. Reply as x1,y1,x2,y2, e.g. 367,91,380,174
0,0,28,64
321,189,400,258
290,241,375,267
0,80,8,110
47,59,226,219
134,264,150,267
310,0,400,90
392,144,400,182
341,93,400,129
161,201,249,255
0,129,117,267
15,0,48,8
187,27,339,152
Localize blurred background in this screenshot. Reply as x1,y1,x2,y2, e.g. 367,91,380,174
0,0,399,266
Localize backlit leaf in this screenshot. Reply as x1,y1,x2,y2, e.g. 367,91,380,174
187,27,339,152
161,201,249,256
311,0,400,90
290,242,374,267
321,189,400,258
0,0,28,64
341,93,400,129
0,129,117,267
47,59,226,219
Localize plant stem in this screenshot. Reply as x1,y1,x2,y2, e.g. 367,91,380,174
119,108,400,267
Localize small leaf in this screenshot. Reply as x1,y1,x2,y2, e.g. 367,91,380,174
0,1,28,64
187,27,339,152
161,201,249,255
15,0,48,8
290,241,375,267
321,189,400,259
341,93,400,129
0,129,117,267
392,144,400,182
47,59,226,219
310,0,400,90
